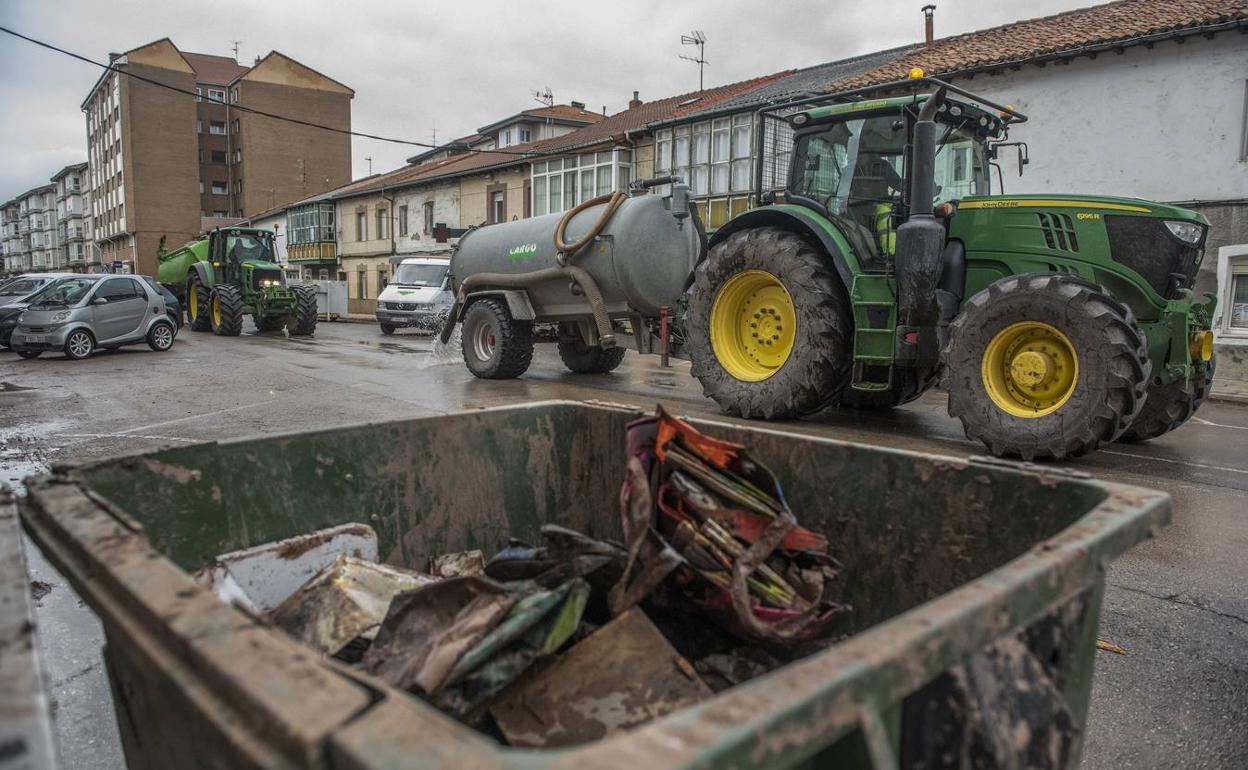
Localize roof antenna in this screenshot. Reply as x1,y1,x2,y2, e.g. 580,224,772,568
231,40,241,61
532,87,554,107
679,31,708,90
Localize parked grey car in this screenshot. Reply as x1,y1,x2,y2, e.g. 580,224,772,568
0,273,81,347
10,274,177,360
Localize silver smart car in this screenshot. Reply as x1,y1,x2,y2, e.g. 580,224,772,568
10,274,177,360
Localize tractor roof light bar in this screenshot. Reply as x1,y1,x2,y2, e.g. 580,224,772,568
762,75,1029,125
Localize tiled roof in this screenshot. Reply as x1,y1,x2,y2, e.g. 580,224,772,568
520,105,607,123
675,45,920,120
828,0,1248,90
182,52,249,85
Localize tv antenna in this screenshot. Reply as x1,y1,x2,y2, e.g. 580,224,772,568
231,40,241,61
532,87,554,107
679,31,708,90
364,156,373,175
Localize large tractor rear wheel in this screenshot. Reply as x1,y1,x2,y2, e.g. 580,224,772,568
687,227,852,419
1120,354,1215,442
461,298,533,379
209,284,244,337
836,366,941,410
287,285,318,336
944,273,1149,461
186,273,212,332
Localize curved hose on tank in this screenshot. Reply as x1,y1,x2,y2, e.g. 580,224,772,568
553,191,629,265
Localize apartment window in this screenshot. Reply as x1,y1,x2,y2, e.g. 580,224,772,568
199,180,204,194
234,180,242,194
356,211,367,241
211,150,226,163
211,181,227,195
530,149,632,217
209,120,226,135
376,208,387,240
232,118,240,134
213,210,228,218
378,270,388,290
207,89,225,103
398,205,408,237
233,149,242,164
196,119,203,134
195,87,203,101
423,201,434,234
230,87,239,104
518,128,532,143
489,188,507,224
357,269,367,299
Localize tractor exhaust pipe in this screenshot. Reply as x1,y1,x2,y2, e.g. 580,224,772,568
893,87,948,367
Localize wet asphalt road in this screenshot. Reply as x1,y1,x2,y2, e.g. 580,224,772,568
1,320,1245,769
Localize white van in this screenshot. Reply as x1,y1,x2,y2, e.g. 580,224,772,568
375,257,453,334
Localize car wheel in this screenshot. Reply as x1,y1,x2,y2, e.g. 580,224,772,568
64,329,96,360
380,323,396,335
16,350,41,359
147,320,176,352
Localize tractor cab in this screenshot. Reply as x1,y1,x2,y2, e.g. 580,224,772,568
208,228,285,291
785,93,1007,269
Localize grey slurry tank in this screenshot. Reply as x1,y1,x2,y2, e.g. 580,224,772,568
444,181,704,380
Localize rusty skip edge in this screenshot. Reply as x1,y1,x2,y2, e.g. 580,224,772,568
17,404,1172,770
1,491,58,770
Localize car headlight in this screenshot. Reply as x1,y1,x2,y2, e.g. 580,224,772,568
52,311,71,322
1164,220,1203,246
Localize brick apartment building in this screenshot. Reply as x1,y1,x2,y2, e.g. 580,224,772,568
82,38,352,276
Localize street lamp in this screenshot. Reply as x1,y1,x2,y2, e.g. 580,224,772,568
680,30,708,91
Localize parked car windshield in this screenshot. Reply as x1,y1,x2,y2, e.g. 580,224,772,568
0,277,47,297
27,276,102,308
392,264,448,287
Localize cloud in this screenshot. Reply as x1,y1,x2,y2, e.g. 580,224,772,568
0,0,1100,196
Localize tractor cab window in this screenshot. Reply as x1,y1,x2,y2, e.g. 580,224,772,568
224,233,272,266
933,122,990,201
791,115,907,259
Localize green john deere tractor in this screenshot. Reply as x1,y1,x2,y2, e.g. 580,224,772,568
685,75,1215,460
156,227,317,337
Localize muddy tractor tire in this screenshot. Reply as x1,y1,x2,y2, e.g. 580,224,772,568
186,273,212,332
686,227,852,419
286,285,318,336
944,273,1150,461
209,284,244,337
557,335,627,374
836,366,941,410
461,298,534,379
1119,354,1216,442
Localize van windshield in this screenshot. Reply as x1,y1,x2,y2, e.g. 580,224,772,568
392,264,447,287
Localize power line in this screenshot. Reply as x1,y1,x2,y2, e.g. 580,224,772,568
0,25,556,160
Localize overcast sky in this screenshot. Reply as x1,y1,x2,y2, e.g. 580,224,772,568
0,0,1102,197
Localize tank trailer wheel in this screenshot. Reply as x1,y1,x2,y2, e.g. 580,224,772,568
837,365,942,410
1120,353,1216,442
287,285,318,336
944,273,1150,461
686,226,852,419
557,335,627,374
187,273,213,332
209,284,244,337
461,298,533,379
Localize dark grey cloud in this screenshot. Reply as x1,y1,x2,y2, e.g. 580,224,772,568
0,0,1100,196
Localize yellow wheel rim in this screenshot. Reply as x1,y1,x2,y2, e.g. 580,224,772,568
709,270,796,382
211,293,221,327
981,321,1079,418
188,284,198,319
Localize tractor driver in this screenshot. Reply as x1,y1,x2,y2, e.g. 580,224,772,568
225,234,266,268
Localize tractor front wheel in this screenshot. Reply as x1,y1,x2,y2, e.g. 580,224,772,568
287,285,318,336
461,298,533,379
944,273,1149,461
255,315,286,332
187,273,212,332
1120,354,1216,442
687,226,852,419
209,284,244,336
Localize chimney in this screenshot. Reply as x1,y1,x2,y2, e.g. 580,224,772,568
922,4,936,45
628,90,642,109
570,100,586,109
108,52,121,63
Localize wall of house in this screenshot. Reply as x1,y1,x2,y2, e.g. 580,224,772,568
459,166,528,226
337,193,394,315
392,183,460,253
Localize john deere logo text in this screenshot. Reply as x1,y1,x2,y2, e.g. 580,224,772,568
508,243,538,260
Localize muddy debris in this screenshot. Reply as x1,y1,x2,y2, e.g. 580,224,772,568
203,405,848,746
